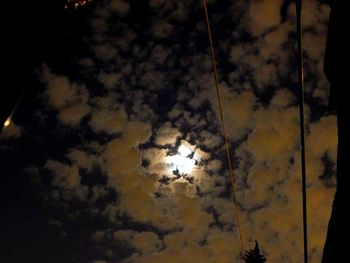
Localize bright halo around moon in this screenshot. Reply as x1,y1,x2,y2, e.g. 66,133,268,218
166,143,198,175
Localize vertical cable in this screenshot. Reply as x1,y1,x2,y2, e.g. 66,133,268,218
201,0,245,258
296,1,308,263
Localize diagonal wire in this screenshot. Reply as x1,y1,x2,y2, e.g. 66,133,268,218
201,0,245,258
296,1,308,263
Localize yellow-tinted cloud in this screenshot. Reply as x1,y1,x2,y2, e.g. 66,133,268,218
155,122,182,145
44,160,89,201
248,0,283,36
90,107,127,134
32,1,336,263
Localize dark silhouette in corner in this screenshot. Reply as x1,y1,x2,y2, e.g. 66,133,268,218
322,0,349,262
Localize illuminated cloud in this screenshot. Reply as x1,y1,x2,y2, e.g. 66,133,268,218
41,65,90,126
44,160,89,201
197,130,222,149
58,103,90,126
306,116,337,185
248,0,283,36
7,0,335,262
155,123,182,146
270,89,295,108
67,148,101,171
90,106,127,134
41,65,89,111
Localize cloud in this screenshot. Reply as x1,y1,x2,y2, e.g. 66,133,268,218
149,0,190,22
16,1,336,262
270,88,295,108
122,227,242,263
94,43,119,61
130,231,163,254
110,0,130,17
98,72,121,89
67,148,102,171
303,4,330,101
101,121,174,225
90,105,127,134
41,65,89,110
44,160,89,201
197,130,222,149
58,103,90,126
248,0,283,36
245,106,300,164
306,115,337,184
152,22,174,38
150,45,171,65
130,92,157,122
155,122,182,146
41,65,90,126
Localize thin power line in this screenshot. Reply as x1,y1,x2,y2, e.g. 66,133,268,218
201,0,245,258
296,1,308,263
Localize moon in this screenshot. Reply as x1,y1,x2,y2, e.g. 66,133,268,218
166,144,197,175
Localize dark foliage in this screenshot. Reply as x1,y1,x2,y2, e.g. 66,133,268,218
244,240,266,263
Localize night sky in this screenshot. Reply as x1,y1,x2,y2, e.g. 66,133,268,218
0,1,336,262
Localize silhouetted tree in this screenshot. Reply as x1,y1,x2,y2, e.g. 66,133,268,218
244,240,266,263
